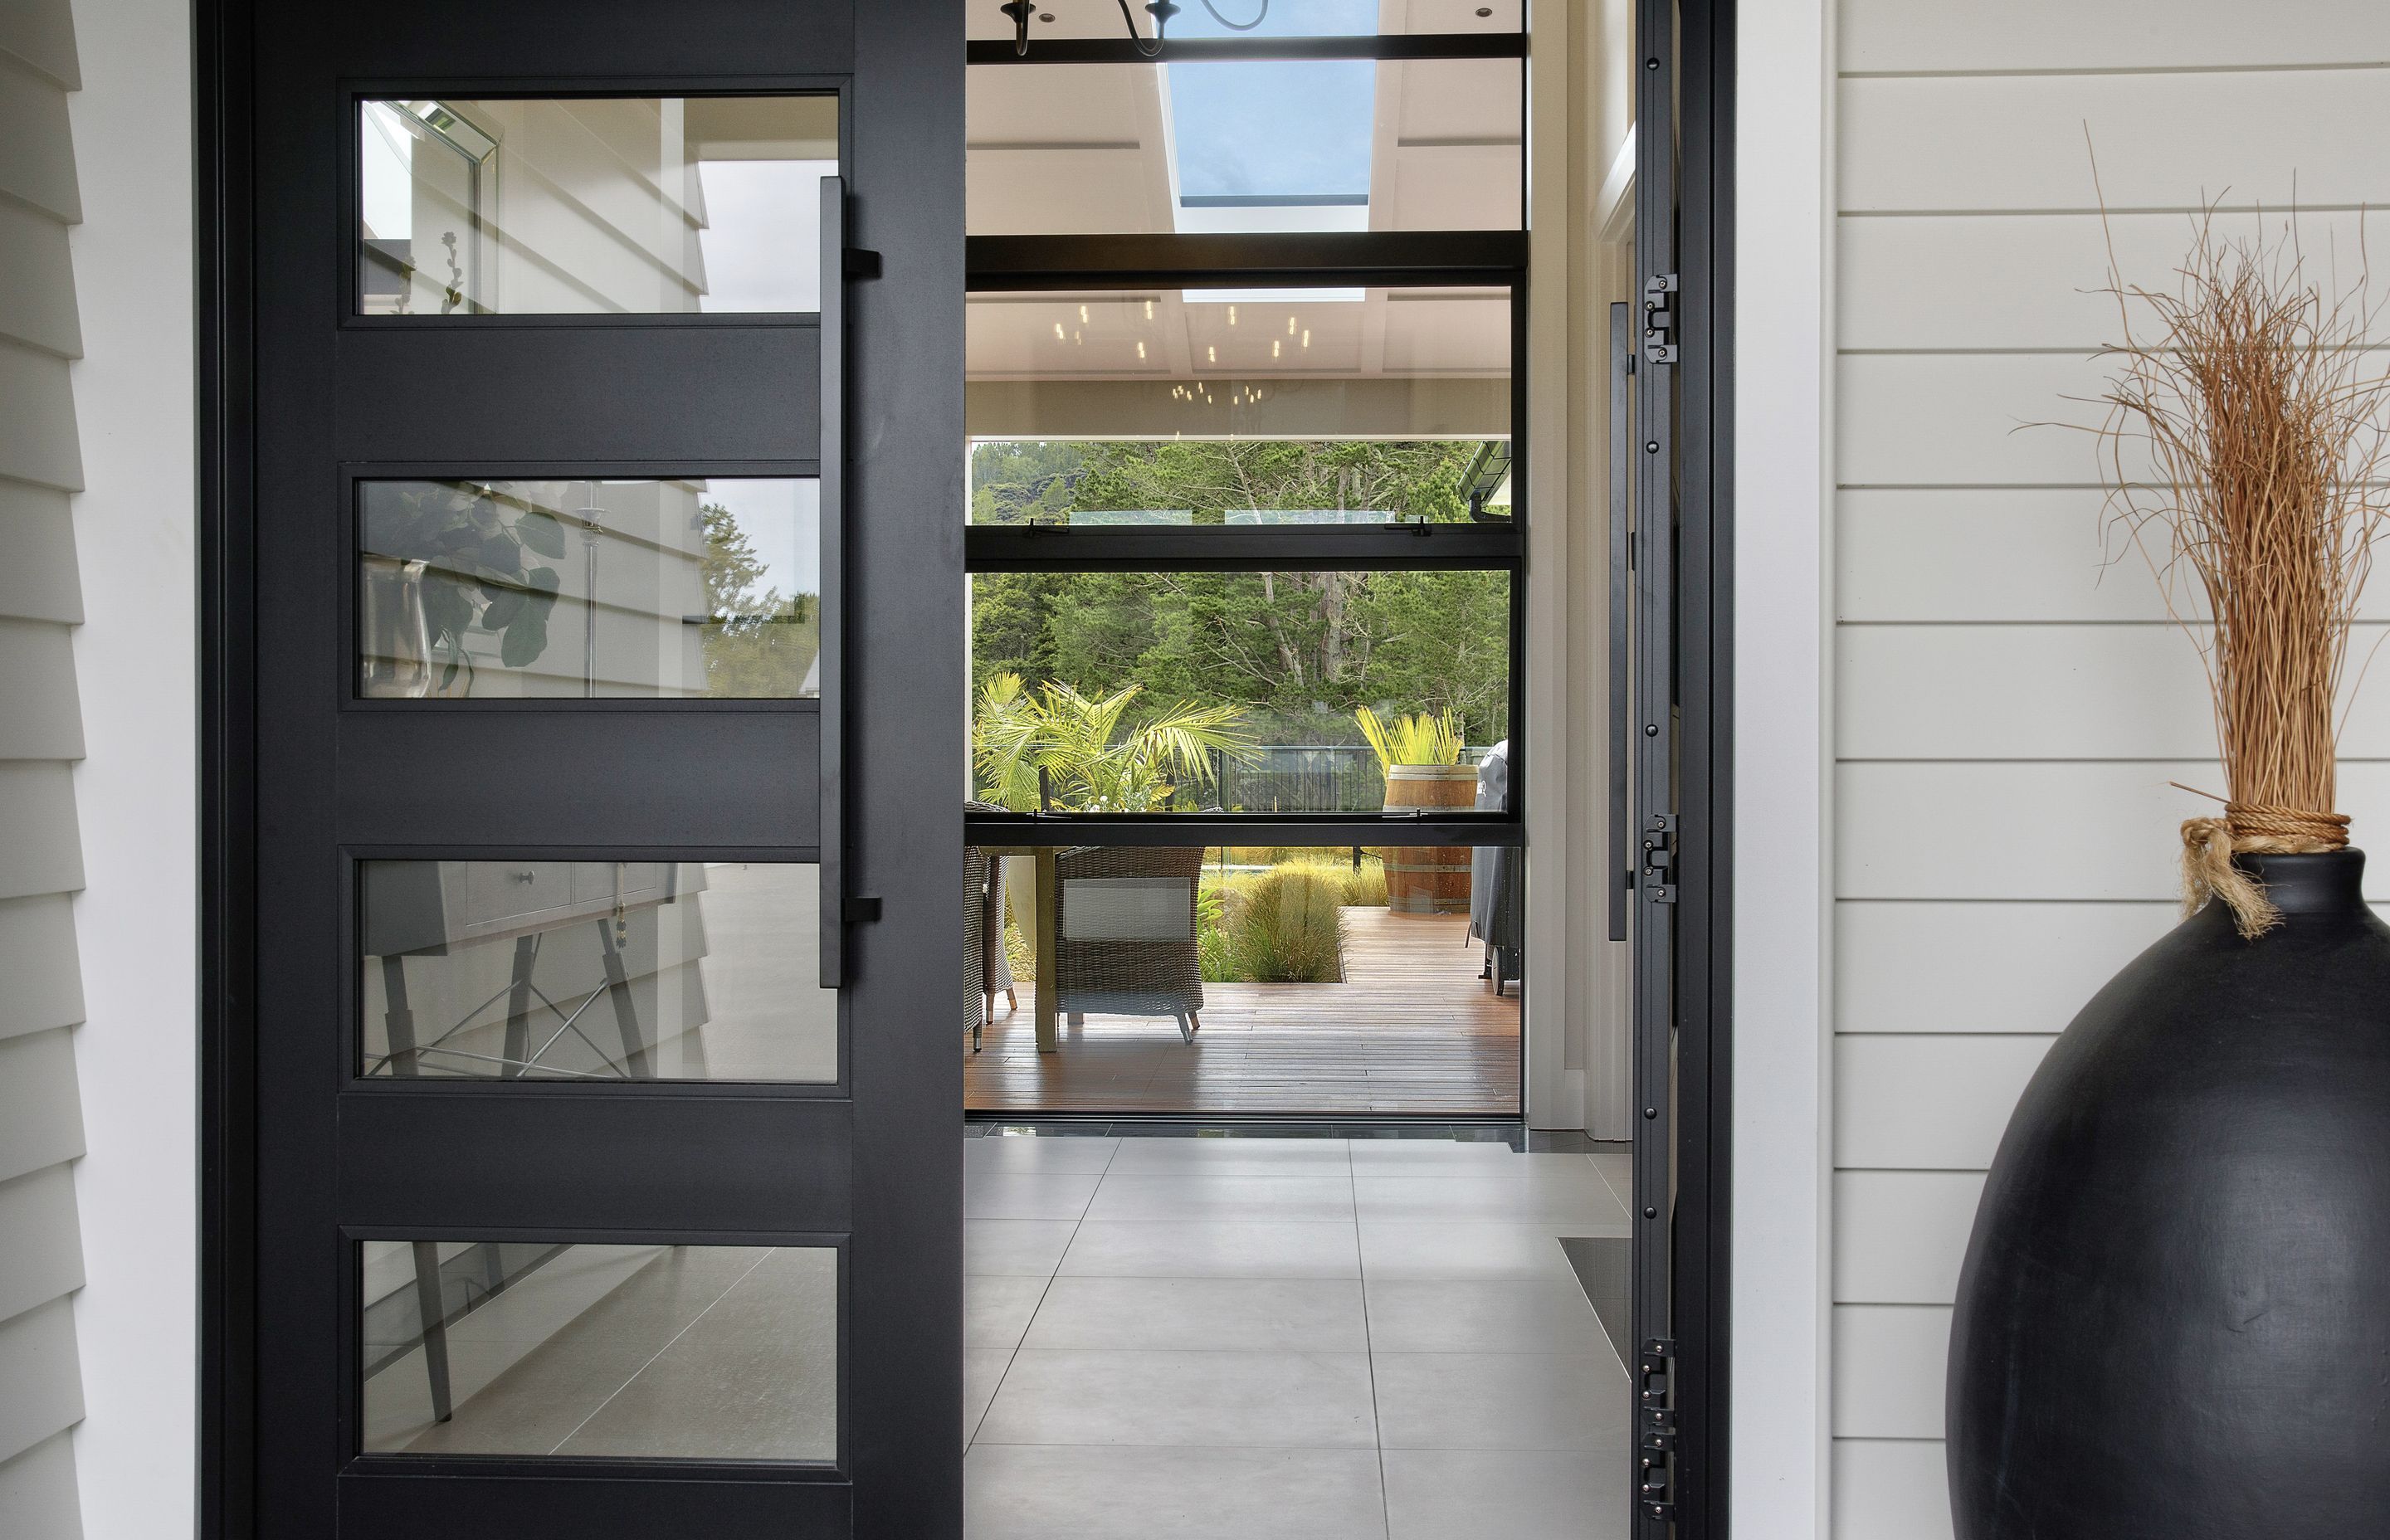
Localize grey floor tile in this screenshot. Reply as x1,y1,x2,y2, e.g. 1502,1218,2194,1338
974,1348,1378,1450
966,1136,1121,1175
1103,1138,1351,1175
965,1347,1014,1448
1347,1140,1539,1174
966,1171,1105,1221
1590,1151,1633,1204
1022,1276,1368,1353
1358,1221,1586,1281
965,1444,1387,1540
1363,1279,1611,1355
1372,1351,1631,1451
1082,1174,1355,1222
1383,1447,1628,1540
967,1274,1051,1351
1354,1173,1627,1226
1060,1220,1360,1279
967,1219,1080,1278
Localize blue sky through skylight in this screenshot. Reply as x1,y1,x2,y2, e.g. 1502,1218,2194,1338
1165,1,1378,206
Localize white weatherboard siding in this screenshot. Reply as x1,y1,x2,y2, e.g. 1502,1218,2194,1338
0,3,89,1536
1827,4,2390,1537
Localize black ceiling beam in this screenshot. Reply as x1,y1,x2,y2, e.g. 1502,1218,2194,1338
963,811,1524,848
966,33,1524,66
966,231,1528,290
965,522,1520,573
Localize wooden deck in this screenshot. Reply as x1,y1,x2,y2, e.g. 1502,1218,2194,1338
963,906,1521,1116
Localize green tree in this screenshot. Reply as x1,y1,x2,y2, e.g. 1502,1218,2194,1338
967,439,1514,773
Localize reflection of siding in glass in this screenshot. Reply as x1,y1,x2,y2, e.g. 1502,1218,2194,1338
358,97,838,315
358,478,818,700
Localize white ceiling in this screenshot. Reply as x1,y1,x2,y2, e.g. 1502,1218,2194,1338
966,288,1507,383
963,2,1519,387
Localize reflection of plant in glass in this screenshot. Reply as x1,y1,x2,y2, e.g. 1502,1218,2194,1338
362,485,564,692
973,672,1255,812
1354,706,1464,770
698,502,818,697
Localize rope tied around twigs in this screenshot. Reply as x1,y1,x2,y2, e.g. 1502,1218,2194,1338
2180,803,2352,938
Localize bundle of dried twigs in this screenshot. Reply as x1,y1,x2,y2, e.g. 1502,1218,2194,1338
2094,196,2390,936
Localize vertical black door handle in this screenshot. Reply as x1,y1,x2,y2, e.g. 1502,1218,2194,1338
819,175,848,987
1608,300,1633,943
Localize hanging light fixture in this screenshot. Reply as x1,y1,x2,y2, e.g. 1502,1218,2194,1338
995,1,1267,59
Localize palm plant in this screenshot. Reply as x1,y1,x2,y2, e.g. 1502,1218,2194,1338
973,673,1256,812
1354,705,1464,771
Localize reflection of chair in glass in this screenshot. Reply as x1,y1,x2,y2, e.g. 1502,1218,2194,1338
361,862,679,1081
361,860,680,1425
1052,846,1205,1043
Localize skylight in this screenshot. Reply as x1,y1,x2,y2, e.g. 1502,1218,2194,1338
1163,0,1379,236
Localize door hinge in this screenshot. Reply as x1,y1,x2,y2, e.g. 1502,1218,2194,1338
1642,811,1677,904
1639,1338,1679,1522
1642,273,1679,365
843,894,882,924
844,247,883,280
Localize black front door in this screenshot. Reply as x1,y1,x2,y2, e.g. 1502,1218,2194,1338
214,2,963,1535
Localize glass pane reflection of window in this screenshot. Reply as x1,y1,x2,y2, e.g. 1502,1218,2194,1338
359,860,834,1083
358,477,819,701
360,1242,836,1460
359,96,838,315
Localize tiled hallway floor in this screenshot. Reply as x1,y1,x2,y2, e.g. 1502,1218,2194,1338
963,1133,1635,1539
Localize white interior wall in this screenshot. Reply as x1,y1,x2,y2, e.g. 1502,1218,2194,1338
1823,4,2390,1537
60,0,198,1536
1524,0,1636,1133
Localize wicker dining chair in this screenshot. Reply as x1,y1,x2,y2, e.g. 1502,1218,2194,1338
1051,844,1206,1042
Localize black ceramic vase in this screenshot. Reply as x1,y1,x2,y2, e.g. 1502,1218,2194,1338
1948,850,2390,1538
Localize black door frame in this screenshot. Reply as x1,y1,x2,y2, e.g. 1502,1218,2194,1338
1664,2,1736,1535
199,2,1734,1536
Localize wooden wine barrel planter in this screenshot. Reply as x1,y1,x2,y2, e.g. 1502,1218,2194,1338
1380,763,1479,914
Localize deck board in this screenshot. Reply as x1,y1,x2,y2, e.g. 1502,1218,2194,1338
963,907,1521,1116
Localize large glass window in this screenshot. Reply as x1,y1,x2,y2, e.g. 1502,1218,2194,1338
360,1241,836,1459
358,96,838,315
959,13,1526,1116
969,566,1510,816
358,477,819,700
359,860,835,1082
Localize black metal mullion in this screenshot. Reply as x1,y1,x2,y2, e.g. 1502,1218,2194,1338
966,232,1525,290
964,525,1519,573
965,32,1524,66
963,813,1521,849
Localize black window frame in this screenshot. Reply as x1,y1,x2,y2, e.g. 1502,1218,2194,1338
960,27,1531,850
